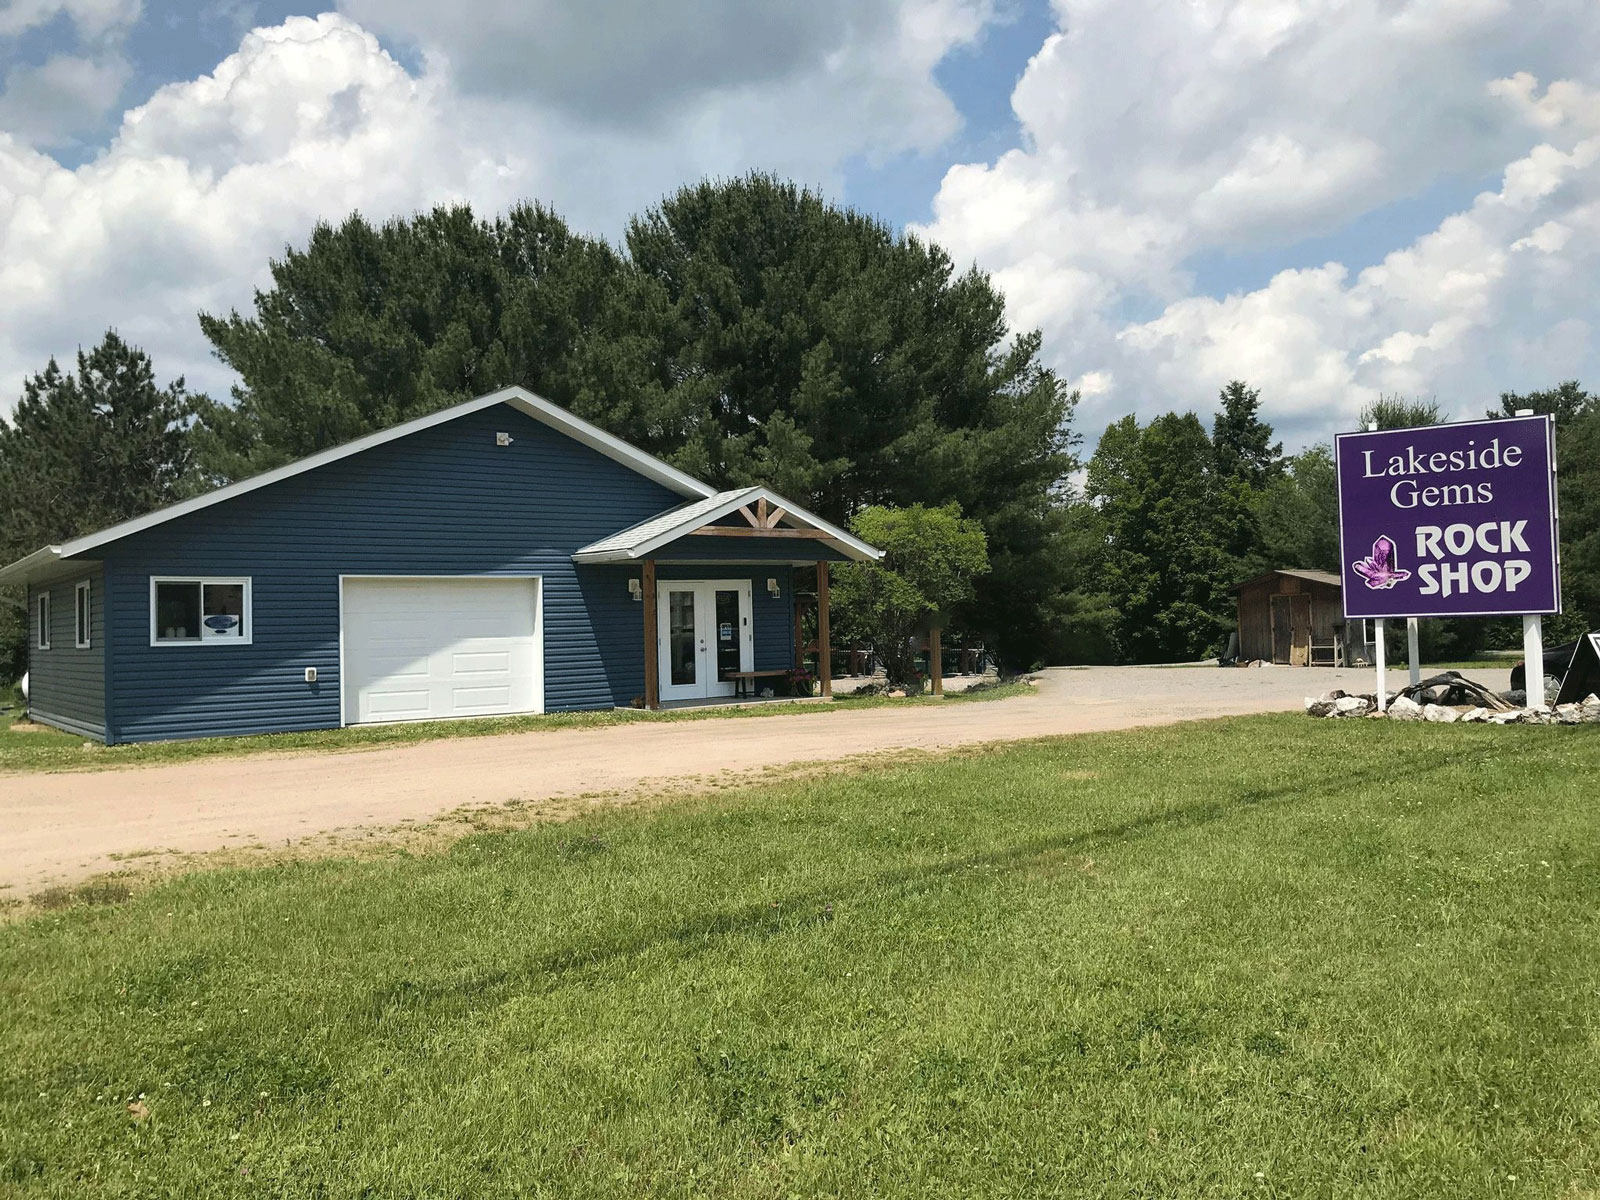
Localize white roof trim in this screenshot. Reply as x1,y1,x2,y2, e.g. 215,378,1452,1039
39,387,713,564
573,485,883,563
0,545,65,588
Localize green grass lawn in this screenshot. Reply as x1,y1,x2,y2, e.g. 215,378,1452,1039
0,680,1028,775
3,715,1599,1197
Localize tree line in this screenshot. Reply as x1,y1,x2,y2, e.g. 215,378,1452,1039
3,175,1597,681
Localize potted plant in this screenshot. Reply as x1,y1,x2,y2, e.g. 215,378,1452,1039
785,666,816,697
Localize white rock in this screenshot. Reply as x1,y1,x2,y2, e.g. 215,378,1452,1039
1422,704,1459,723
1387,695,1425,721
1334,696,1371,716
1460,707,1490,723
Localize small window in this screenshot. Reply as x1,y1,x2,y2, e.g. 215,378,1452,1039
75,580,92,649
35,591,51,650
150,577,251,645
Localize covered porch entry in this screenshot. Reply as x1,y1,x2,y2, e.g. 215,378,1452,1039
573,487,882,709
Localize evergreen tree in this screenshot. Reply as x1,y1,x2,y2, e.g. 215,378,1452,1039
197,177,1080,666
0,332,196,679
1211,380,1282,488
1086,412,1235,662
197,203,632,479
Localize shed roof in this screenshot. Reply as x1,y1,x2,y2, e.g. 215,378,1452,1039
573,485,882,563
1228,568,1343,593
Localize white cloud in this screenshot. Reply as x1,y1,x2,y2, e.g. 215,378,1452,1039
0,52,129,144
0,3,996,410
916,0,1600,445
0,0,139,39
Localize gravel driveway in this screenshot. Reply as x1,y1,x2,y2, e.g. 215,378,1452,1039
0,663,1509,895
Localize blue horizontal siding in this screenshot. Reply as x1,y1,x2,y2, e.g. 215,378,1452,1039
26,569,105,738
98,406,692,742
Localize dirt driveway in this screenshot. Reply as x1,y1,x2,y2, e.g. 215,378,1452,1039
0,664,1508,894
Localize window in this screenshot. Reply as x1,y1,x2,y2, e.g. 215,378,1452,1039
35,591,50,650
75,580,92,649
150,577,252,645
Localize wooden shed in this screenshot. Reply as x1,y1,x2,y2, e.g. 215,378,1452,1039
1230,569,1376,667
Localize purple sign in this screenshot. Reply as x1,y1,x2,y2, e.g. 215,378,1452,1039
1335,415,1560,619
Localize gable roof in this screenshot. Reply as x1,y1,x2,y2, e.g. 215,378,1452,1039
573,485,883,563
0,387,715,587
1228,568,1343,593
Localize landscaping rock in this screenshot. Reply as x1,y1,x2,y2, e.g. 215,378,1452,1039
1334,695,1371,717
1387,695,1425,721
1422,703,1459,723
1460,707,1491,723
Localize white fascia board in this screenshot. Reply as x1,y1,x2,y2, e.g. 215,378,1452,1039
573,485,883,562
53,386,714,561
0,545,64,588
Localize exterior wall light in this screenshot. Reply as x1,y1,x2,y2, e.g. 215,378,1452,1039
628,578,643,601
767,577,780,598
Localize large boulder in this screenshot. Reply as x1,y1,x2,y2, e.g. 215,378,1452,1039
1387,695,1425,721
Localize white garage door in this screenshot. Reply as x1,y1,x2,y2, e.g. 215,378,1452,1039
342,577,543,725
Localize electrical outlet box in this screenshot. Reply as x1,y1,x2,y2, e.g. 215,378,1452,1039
304,667,317,684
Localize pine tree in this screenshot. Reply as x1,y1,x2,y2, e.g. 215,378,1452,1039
0,332,195,678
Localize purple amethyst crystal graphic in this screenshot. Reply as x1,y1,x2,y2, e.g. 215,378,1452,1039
1352,536,1411,590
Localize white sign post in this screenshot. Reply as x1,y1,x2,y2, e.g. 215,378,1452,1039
1406,617,1420,686
1375,618,1386,712
1524,614,1546,709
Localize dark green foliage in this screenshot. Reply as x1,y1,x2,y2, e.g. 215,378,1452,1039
197,177,1080,665
1252,444,1339,574
1490,382,1599,633
1086,412,1237,661
1211,380,1282,489
830,504,989,686
0,332,196,681
196,203,632,480
1487,380,1594,424
1358,394,1443,430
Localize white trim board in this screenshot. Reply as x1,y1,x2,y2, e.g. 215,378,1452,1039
573,484,882,563
0,388,715,586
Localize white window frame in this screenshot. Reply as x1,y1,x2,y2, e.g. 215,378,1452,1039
149,576,253,647
75,580,92,649
35,590,50,650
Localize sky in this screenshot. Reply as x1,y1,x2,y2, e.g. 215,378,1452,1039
1,0,1597,451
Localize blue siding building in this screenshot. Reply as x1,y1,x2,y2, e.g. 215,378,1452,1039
1,388,878,743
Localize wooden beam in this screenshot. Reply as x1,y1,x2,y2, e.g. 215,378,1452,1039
764,506,787,528
817,561,832,699
642,559,658,710
738,505,762,528
691,527,832,539
930,626,943,697
756,497,769,526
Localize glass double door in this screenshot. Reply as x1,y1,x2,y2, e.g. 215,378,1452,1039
657,580,754,702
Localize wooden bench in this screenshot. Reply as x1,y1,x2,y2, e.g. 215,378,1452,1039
723,668,791,699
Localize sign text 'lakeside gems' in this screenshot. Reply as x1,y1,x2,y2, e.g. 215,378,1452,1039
1335,416,1560,620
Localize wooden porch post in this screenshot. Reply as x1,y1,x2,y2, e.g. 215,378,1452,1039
642,559,658,710
816,560,832,699
930,627,943,696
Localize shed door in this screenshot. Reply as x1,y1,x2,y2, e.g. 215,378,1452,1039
1270,595,1292,664
1289,594,1312,666
342,577,543,725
